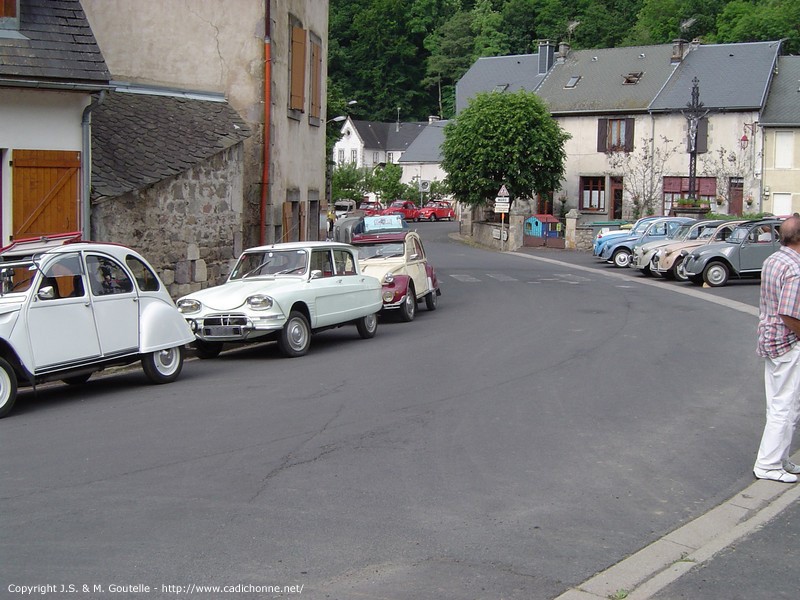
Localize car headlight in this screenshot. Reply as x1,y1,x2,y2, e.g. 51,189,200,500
383,273,395,284
246,294,273,310
177,298,201,314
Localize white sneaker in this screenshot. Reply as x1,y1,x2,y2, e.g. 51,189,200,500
754,467,798,483
782,461,800,475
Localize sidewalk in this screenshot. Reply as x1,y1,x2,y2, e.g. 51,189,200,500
500,243,800,599
171,233,795,597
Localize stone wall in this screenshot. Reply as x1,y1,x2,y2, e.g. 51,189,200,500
471,212,525,251
92,145,245,299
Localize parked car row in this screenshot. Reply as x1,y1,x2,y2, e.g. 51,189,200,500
0,220,442,418
594,216,785,287
338,200,455,223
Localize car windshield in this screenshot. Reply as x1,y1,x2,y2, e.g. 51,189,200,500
389,201,405,208
230,249,308,279
0,260,37,295
631,219,655,234
671,224,693,240
356,242,405,260
424,202,438,208
698,227,719,240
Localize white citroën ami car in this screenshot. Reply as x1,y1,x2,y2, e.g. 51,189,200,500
177,241,383,359
0,233,195,418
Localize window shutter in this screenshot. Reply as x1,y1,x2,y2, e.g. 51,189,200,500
597,119,608,152
290,26,307,111
696,118,708,154
309,39,322,119
624,118,635,152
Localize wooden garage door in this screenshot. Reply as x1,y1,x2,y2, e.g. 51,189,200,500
12,150,81,240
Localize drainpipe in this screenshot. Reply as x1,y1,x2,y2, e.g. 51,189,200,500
261,2,272,245
81,90,106,240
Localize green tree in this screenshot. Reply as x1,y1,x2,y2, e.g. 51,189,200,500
471,0,510,57
424,10,476,117
332,163,367,202
714,0,800,53
366,163,406,203
441,90,570,207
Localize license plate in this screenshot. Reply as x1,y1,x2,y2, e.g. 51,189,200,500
204,325,242,337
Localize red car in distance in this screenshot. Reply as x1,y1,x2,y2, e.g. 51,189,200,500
358,200,385,216
382,200,420,222
418,201,455,221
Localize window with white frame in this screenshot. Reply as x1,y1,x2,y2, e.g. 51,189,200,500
775,131,794,169
337,149,344,164
387,152,394,163
350,149,358,164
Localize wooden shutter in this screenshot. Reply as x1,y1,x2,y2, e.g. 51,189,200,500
309,38,322,119
11,150,81,239
624,118,635,152
299,202,307,241
282,202,293,242
597,119,608,152
696,118,708,154
290,26,307,111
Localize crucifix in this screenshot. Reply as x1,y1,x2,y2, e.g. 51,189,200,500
681,77,709,201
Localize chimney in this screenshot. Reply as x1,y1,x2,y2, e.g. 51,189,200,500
557,41,570,64
671,38,687,63
428,115,440,124
538,39,556,74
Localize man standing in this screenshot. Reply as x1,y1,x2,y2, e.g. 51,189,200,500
755,216,800,482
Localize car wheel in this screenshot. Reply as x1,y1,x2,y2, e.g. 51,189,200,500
671,257,688,282
356,313,378,339
689,274,704,285
193,340,223,359
641,264,652,276
399,283,416,322
433,214,439,221
703,262,730,287
425,289,438,311
62,373,92,386
0,358,18,419
612,248,631,268
142,345,185,384
278,311,311,357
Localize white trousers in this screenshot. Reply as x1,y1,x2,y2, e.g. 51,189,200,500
755,343,800,471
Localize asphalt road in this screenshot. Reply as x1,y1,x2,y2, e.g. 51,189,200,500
0,221,771,599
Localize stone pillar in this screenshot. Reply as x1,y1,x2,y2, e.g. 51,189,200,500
565,208,580,250
459,205,474,237
509,209,526,250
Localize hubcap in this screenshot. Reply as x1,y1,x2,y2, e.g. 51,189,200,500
288,319,308,350
0,369,11,407
156,348,180,376
707,266,725,285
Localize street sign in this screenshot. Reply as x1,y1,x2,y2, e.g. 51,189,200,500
494,199,510,213
497,184,509,198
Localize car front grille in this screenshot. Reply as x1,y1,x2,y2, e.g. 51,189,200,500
203,314,248,327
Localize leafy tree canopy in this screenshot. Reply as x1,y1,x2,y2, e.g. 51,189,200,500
441,90,570,206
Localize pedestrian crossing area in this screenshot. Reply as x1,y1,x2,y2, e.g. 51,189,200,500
446,272,593,284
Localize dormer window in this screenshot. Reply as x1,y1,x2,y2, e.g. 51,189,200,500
622,72,643,85
0,0,20,30
564,75,581,89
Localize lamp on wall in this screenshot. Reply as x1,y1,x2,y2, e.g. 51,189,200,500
740,122,757,150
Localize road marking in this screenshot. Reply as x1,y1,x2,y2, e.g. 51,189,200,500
449,273,481,282
485,273,518,282
506,251,758,317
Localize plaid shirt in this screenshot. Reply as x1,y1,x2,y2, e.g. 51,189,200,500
757,246,800,358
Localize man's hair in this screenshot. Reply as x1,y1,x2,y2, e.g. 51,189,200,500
780,216,800,246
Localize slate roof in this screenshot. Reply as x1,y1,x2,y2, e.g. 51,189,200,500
455,53,546,113
398,120,448,164
351,120,427,152
534,44,676,114
649,41,781,112
91,90,251,199
0,0,110,87
760,56,800,126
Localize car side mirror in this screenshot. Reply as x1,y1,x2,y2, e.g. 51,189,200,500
310,270,323,280
37,286,55,300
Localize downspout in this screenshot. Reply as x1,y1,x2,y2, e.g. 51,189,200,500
81,90,106,240
261,2,272,245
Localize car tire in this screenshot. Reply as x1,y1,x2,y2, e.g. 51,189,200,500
0,358,18,419
641,264,652,276
703,261,730,287
278,311,311,357
399,283,416,322
671,257,688,282
356,313,378,339
425,289,438,311
433,214,439,221
194,340,223,359
62,373,92,386
142,345,185,384
612,248,631,268
688,274,704,285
